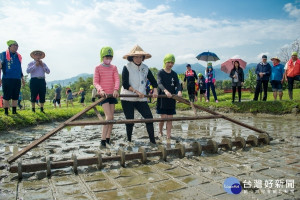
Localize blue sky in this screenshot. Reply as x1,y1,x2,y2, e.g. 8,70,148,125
0,0,299,81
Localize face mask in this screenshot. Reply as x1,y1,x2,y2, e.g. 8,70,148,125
103,58,112,65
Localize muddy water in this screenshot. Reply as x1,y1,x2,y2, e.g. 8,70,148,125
0,111,299,199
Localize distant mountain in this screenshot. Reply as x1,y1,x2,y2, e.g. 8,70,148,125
173,62,258,80
47,73,93,88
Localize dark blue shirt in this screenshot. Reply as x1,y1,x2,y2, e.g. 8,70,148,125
0,51,23,79
255,62,271,81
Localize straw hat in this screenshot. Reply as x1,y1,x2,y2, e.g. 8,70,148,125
271,56,280,62
30,50,45,59
123,45,151,59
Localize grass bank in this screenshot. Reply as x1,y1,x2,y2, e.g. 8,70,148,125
0,89,299,131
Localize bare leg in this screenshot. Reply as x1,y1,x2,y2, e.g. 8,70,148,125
159,114,166,136
279,91,283,100
101,103,114,141
3,100,10,108
105,104,115,140
273,91,277,101
12,100,18,107
166,115,173,139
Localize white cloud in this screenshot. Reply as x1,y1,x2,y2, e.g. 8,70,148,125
0,0,299,81
37,0,50,5
176,54,197,64
284,3,300,18
231,55,241,59
257,52,270,60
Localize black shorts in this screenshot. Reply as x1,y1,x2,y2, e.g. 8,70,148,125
156,108,176,115
54,99,61,104
30,78,46,103
200,89,206,94
99,97,118,106
80,97,85,103
271,80,283,92
2,78,21,101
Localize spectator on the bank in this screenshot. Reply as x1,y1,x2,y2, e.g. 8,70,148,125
78,87,86,107
27,50,50,113
53,84,61,108
205,62,218,103
184,64,198,102
197,73,207,102
0,40,25,115
90,85,97,102
66,86,74,107
229,60,244,103
270,57,284,101
253,55,271,101
284,52,300,100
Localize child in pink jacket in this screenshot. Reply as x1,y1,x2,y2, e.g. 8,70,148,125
93,46,120,148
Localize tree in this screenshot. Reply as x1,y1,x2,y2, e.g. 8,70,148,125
244,68,256,92
222,80,232,90
279,38,300,62
149,67,159,79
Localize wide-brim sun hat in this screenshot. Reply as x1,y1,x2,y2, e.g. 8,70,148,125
123,45,151,60
271,56,280,62
30,50,45,59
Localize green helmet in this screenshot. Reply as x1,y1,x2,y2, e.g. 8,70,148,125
54,84,59,88
90,85,95,89
198,73,203,77
80,87,84,90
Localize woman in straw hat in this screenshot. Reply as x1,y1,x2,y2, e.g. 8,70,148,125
120,45,158,144
157,54,182,140
94,46,119,148
26,50,50,113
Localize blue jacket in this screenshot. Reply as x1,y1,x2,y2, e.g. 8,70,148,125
271,64,284,81
0,51,23,79
255,62,271,81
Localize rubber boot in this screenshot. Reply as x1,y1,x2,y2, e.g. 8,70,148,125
288,90,293,100
12,107,17,114
4,108,9,116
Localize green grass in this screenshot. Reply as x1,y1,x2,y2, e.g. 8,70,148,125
0,89,299,131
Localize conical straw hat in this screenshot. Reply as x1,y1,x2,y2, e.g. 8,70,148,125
123,45,151,59
30,50,45,59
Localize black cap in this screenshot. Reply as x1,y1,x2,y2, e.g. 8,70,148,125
262,55,267,59
186,64,191,67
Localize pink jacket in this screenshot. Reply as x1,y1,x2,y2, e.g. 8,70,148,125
93,64,120,94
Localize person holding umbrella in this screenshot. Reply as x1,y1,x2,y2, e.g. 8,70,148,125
253,55,271,101
229,60,244,103
205,62,218,103
184,64,197,102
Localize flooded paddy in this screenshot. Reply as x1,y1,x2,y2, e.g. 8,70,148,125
0,110,299,199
